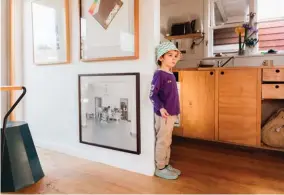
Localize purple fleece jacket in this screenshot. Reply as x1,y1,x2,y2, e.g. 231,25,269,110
149,70,180,116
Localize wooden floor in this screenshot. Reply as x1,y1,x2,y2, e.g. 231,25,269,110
17,138,284,194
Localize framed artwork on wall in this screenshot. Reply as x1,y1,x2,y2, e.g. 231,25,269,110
79,0,139,62
78,73,141,154
31,0,70,65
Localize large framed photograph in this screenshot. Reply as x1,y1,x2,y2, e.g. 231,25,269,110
78,73,141,154
31,0,70,65
79,0,139,62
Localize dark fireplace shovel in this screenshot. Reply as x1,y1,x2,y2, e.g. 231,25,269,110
1,86,44,192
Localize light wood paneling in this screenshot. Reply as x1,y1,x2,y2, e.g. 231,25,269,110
262,84,284,99
173,71,183,136
256,69,262,146
174,67,283,150
263,68,284,82
173,127,183,136
215,69,219,140
218,69,258,146
182,71,215,140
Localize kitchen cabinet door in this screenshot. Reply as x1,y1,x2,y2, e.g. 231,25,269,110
173,71,183,136
181,71,215,140
218,69,258,146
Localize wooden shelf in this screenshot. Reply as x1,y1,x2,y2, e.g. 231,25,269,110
165,33,204,40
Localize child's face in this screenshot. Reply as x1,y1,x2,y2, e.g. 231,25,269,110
159,50,181,68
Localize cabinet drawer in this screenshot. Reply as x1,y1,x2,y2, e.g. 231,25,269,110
262,68,284,82
262,84,284,99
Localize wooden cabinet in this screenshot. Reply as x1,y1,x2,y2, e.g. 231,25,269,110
262,68,284,82
262,84,284,99
218,69,259,146
262,68,284,100
181,71,215,140
174,67,284,151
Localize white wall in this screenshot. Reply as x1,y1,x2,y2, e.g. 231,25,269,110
160,0,205,67
22,0,160,176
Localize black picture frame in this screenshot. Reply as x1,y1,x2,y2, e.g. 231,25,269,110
78,73,141,155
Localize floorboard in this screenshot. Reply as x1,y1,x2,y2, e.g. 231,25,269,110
15,137,284,194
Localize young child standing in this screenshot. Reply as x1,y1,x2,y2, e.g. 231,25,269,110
150,41,181,180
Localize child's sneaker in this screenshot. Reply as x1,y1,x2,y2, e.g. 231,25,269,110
155,168,178,180
166,165,181,175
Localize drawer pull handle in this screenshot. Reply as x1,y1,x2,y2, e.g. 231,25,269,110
276,69,280,73
210,71,214,75
221,71,224,75
275,85,280,89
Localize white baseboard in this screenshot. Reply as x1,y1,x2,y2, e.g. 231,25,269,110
33,139,154,177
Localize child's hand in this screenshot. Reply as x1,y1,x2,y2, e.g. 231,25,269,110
160,108,169,118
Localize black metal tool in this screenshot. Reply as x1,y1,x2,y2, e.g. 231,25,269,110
1,86,26,170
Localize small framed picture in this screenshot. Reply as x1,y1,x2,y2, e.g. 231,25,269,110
31,0,70,65
79,0,139,61
78,73,141,154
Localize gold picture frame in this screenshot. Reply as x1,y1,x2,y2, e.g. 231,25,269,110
79,0,139,62
31,0,70,65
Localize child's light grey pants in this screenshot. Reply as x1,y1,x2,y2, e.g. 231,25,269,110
154,114,177,169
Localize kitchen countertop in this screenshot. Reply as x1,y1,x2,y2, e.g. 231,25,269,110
173,65,284,71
